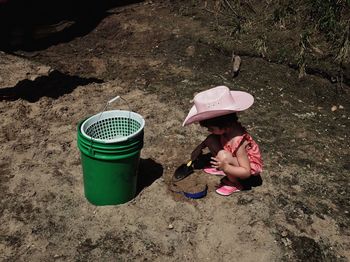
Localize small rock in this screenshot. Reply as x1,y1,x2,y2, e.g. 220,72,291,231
291,185,302,192
331,105,337,112
185,46,195,57
281,237,291,246
330,76,337,83
281,231,288,237
29,74,38,81
231,52,241,77
168,224,174,229
339,105,344,109
37,65,52,75
232,56,241,72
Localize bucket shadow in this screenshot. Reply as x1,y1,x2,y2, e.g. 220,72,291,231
136,158,163,195
0,70,103,102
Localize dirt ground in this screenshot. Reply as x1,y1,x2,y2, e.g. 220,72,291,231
1,1,349,261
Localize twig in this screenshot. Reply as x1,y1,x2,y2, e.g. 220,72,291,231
203,7,225,16
244,0,256,14
223,0,239,17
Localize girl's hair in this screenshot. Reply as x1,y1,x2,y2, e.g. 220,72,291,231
199,113,238,128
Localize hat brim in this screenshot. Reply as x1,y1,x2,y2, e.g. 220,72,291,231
182,91,254,126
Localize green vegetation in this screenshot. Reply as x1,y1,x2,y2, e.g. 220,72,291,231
297,31,311,78
199,0,349,82
253,34,268,58
309,0,349,42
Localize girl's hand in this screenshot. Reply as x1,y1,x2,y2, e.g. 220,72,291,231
210,156,226,171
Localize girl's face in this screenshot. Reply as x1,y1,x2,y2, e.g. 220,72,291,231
206,126,225,135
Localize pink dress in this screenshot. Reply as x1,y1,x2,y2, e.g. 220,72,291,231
220,133,263,175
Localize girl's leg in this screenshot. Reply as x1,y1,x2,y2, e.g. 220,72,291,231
216,150,240,183
214,151,245,196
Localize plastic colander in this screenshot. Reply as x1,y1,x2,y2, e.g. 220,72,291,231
80,96,145,143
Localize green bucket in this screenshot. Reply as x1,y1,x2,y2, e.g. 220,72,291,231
77,107,145,206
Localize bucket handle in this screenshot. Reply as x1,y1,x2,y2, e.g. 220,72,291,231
104,96,132,112
89,96,132,154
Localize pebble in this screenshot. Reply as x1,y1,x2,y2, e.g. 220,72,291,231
232,55,241,74
168,224,174,229
185,46,195,57
29,74,38,81
281,237,291,246
37,65,52,75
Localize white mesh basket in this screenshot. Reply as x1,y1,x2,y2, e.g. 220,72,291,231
81,95,145,143
81,110,144,143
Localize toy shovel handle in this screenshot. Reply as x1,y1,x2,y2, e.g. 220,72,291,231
186,160,193,167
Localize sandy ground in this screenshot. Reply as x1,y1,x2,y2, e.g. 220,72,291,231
1,1,349,261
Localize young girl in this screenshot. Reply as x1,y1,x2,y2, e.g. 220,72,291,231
183,85,263,196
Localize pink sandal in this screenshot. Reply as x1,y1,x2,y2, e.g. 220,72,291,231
203,167,225,176
215,178,243,196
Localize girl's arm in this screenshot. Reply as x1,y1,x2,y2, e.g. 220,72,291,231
191,141,206,160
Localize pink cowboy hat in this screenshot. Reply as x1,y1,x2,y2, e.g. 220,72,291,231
183,86,254,126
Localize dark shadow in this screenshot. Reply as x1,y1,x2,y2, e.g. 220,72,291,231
193,152,212,169
136,158,163,195
239,175,263,191
0,70,103,102
0,0,143,51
